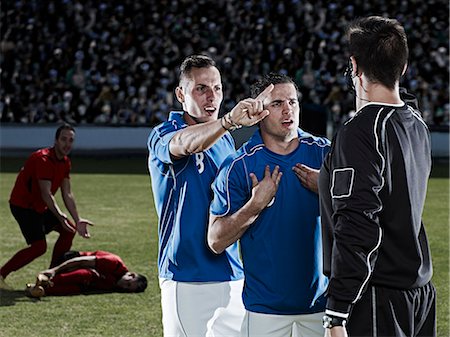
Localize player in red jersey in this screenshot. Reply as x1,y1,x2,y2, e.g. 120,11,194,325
25,250,147,297
0,124,93,290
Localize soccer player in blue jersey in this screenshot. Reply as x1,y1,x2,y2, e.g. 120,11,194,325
208,73,331,337
147,55,273,336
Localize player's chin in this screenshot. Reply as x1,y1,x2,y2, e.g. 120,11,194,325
200,113,218,123
62,148,72,155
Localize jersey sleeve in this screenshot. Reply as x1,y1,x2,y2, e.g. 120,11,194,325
147,120,185,165
314,137,331,167
210,155,250,217
326,120,384,315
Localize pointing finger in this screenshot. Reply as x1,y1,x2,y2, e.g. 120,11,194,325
255,83,274,102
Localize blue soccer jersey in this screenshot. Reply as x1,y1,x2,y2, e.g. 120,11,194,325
210,128,330,314
148,111,244,282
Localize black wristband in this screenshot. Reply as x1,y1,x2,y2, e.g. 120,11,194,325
322,314,347,329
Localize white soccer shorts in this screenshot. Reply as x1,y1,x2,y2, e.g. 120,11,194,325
240,310,324,337
160,278,245,337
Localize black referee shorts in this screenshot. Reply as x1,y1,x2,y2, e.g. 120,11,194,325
10,204,61,244
348,282,436,337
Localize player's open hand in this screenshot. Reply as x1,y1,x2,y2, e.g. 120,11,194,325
38,270,56,286
76,219,94,238
249,165,282,212
227,84,274,127
293,163,320,194
60,215,76,233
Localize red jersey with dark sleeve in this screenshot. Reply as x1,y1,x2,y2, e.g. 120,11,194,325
9,147,71,213
80,251,129,290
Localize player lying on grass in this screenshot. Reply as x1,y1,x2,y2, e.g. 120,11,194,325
25,250,147,298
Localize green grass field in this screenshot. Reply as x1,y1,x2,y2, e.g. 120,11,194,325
0,157,448,337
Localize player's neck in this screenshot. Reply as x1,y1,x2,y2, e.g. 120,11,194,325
53,147,65,160
263,134,299,155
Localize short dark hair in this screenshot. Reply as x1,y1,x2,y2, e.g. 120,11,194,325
55,123,75,140
134,274,148,293
179,55,217,83
250,72,302,100
347,16,408,89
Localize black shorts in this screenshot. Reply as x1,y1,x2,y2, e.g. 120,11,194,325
348,282,436,337
10,204,61,244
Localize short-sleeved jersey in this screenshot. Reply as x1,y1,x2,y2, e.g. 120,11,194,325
147,111,244,282
318,102,433,315
210,128,330,315
45,251,129,295
81,251,128,290
9,147,71,213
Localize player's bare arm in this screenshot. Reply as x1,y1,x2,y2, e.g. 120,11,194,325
292,163,319,194
208,165,282,254
38,179,76,233
169,84,274,160
40,255,97,279
61,178,94,238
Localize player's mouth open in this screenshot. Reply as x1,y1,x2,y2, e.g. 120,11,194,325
282,120,293,126
204,107,216,114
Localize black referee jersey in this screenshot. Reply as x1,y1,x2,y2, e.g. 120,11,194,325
318,101,433,315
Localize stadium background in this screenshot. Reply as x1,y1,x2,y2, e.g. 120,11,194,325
0,0,448,133
0,1,449,336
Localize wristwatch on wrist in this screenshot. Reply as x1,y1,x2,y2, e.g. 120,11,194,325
322,314,347,329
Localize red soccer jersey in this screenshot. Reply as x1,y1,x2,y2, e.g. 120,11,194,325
46,251,129,295
9,147,71,213
81,251,129,290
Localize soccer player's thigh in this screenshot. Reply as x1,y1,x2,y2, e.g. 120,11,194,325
160,279,227,337
206,279,245,336
292,312,324,337
10,205,45,244
240,311,295,337
42,210,64,234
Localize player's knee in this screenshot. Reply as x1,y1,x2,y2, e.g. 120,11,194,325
61,230,76,241
31,240,47,256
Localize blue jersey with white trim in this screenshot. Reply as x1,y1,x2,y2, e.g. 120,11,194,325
148,111,244,282
210,128,330,314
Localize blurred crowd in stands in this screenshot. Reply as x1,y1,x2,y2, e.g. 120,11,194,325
1,0,448,133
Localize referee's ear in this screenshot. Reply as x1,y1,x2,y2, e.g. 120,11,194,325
401,63,408,76
350,56,358,76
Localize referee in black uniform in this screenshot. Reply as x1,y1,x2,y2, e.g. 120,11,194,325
319,16,436,337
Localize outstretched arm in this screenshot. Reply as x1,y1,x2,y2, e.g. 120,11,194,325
40,255,97,279
169,85,274,159
208,165,282,254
